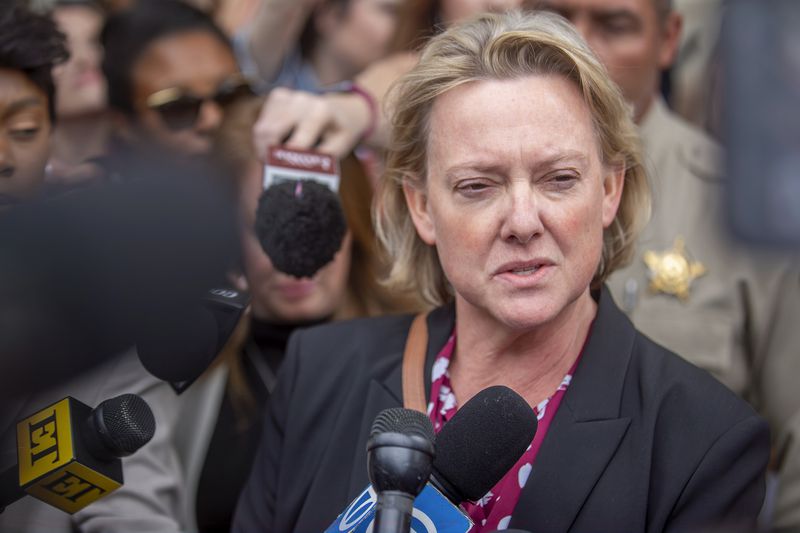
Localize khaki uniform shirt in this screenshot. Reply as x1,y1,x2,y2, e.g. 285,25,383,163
607,97,800,527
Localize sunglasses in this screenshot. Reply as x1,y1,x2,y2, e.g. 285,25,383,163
145,74,255,131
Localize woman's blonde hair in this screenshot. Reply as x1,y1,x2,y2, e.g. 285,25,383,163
375,9,651,307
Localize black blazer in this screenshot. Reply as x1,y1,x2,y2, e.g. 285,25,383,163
233,289,769,533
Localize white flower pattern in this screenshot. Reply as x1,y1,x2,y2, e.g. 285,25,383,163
427,330,578,533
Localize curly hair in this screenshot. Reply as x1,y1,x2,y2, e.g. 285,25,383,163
0,2,69,121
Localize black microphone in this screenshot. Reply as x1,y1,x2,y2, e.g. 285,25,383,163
367,408,435,533
326,386,538,533
1,394,155,514
431,385,538,505
136,286,250,393
254,179,347,279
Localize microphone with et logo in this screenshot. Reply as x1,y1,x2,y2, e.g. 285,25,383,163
0,393,155,514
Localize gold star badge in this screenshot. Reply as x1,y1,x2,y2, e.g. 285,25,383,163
643,236,706,301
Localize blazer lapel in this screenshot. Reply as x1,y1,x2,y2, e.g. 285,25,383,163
510,289,635,532
346,378,405,498
345,304,456,499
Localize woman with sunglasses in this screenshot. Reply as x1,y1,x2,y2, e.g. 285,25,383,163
100,0,252,163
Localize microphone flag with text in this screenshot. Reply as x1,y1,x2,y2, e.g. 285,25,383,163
0,394,155,514
255,146,346,279
325,386,538,533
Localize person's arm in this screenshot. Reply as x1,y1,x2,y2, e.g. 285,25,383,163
666,414,770,530
245,0,322,84
252,52,419,159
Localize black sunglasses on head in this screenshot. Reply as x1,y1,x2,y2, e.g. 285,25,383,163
145,74,255,131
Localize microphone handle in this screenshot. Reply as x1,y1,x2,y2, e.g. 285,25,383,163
373,490,414,533
0,465,24,512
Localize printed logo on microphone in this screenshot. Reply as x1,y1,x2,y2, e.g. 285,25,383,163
264,146,340,193
24,461,121,514
338,485,376,531
209,288,239,299
17,398,74,485
16,397,124,513
325,484,472,533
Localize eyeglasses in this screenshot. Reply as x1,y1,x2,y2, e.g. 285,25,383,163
145,74,255,131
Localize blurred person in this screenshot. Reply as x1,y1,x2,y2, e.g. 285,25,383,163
165,95,419,533
236,0,403,94
0,2,67,210
534,0,800,527
0,4,190,533
47,0,113,186
209,0,261,36
99,0,249,164
234,11,768,532
670,0,724,137
248,0,530,162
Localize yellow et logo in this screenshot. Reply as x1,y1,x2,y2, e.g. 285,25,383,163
17,398,74,486
25,463,121,514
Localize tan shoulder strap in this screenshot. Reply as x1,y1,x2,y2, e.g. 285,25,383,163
402,313,429,413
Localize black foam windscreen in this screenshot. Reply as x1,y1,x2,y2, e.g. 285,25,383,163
254,179,347,278
135,305,219,383
91,393,156,457
433,385,537,502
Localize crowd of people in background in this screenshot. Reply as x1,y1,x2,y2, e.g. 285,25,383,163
1,0,798,531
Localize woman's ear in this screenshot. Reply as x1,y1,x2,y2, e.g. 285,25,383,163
601,162,625,228
403,178,436,245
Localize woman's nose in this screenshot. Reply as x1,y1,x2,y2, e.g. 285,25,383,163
501,187,544,244
195,99,224,135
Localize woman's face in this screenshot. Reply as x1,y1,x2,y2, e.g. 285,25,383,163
237,162,353,323
0,69,51,208
439,0,526,25
52,4,107,118
405,75,623,331
130,30,239,156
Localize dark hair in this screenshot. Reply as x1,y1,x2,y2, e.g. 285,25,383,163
55,0,105,10
100,0,232,114
391,0,441,52
299,0,351,59
0,2,69,121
